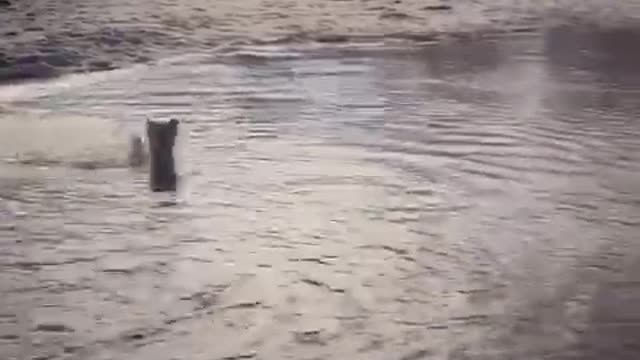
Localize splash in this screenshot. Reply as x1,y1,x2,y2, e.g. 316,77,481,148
0,111,136,170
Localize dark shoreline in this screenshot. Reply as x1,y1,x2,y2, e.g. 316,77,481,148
0,25,544,86
3,17,639,86
1,0,638,86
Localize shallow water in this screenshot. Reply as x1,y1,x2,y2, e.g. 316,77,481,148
1,17,640,360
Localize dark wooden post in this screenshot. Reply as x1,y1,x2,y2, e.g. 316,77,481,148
146,118,178,192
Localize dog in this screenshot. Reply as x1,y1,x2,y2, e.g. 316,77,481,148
146,118,178,192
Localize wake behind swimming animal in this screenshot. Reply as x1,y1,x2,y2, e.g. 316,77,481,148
128,134,148,168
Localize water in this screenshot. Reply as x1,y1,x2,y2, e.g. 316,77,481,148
1,2,640,360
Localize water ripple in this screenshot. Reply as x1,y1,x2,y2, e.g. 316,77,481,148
1,25,640,360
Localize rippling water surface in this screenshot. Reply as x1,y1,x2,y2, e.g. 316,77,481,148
1,3,640,359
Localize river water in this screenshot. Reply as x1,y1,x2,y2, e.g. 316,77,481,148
1,1,640,360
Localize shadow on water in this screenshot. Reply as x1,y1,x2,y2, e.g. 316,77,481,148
545,25,640,78
420,37,505,78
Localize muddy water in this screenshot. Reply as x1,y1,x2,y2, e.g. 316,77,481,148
1,26,640,360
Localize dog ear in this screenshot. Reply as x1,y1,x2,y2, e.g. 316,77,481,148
169,118,179,137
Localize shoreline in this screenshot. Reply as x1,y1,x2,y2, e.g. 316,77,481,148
2,0,638,86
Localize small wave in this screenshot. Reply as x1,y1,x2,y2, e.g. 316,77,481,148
220,47,304,63
0,113,135,170
0,62,60,84
0,64,148,103
5,155,128,170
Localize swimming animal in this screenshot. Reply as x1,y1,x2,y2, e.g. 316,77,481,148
146,118,178,192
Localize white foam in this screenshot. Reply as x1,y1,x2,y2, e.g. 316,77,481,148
0,112,133,169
